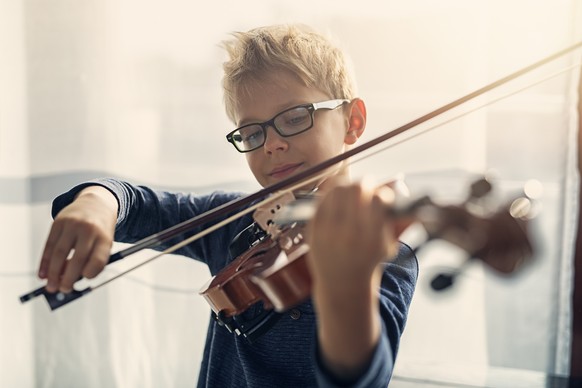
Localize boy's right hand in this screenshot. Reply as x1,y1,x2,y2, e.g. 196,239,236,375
38,186,118,293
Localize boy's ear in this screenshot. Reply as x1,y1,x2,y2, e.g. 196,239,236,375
344,98,367,145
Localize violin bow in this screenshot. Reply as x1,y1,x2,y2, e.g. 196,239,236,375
20,39,582,310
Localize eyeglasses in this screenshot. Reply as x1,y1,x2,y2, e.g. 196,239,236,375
226,99,349,153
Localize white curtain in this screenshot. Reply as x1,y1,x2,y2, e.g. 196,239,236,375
1,1,580,387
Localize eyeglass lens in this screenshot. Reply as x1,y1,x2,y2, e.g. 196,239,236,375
234,106,312,151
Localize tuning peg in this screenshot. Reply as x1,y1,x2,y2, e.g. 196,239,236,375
431,272,456,291
429,256,474,291
467,177,493,201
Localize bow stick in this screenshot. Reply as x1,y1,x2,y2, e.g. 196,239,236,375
20,39,582,310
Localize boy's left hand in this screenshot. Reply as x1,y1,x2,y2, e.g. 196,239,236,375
306,178,398,290
305,177,398,380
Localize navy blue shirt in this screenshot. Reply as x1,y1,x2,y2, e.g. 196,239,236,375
52,179,418,388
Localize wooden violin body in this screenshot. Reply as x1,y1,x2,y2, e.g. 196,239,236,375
199,178,535,319
200,225,311,316
199,191,313,316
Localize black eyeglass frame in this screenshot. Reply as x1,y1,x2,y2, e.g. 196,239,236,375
226,99,349,153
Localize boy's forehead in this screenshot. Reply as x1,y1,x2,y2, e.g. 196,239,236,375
232,72,328,124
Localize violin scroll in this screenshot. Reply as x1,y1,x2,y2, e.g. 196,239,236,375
408,178,535,275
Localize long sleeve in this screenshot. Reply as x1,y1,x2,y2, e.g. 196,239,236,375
50,178,252,272
314,243,418,388
50,178,418,388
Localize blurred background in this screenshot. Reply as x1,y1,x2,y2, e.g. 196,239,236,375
1,0,581,387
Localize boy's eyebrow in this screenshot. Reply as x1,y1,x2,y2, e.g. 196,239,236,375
237,100,309,126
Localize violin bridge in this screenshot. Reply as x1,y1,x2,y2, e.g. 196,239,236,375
253,191,297,236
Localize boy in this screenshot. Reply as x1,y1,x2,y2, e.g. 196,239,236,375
38,24,418,387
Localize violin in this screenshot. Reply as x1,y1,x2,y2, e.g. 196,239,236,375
199,177,535,320
18,39,581,312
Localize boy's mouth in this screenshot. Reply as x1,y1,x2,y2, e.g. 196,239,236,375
269,163,303,179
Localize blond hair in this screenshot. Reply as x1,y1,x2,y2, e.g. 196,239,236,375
221,24,357,123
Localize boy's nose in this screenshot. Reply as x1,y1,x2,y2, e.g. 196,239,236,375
263,126,289,153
